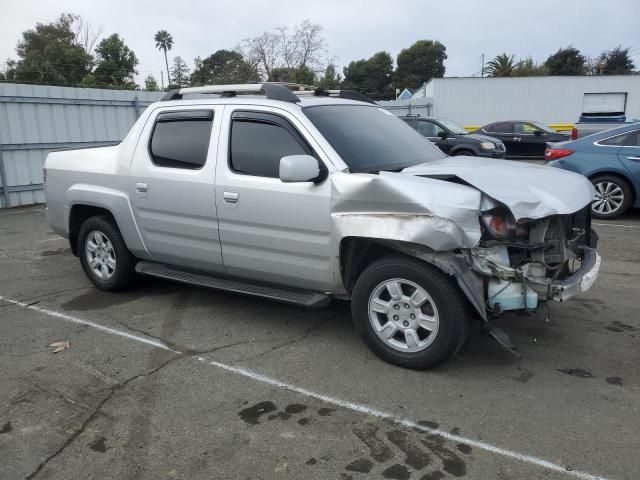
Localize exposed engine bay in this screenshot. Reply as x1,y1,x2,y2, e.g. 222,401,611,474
469,205,600,314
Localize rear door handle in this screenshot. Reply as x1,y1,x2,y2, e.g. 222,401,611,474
513,137,521,141
223,191,239,203
135,182,148,193
626,156,640,161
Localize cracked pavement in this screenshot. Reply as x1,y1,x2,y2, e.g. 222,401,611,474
1,206,639,480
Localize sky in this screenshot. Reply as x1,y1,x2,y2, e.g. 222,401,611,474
1,0,638,86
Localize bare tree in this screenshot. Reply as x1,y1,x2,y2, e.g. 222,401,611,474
70,14,103,56
241,20,327,81
292,20,326,72
241,31,279,80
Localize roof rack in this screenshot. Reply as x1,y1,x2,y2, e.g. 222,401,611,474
160,82,376,105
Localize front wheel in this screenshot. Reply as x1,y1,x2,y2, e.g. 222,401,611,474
78,216,137,291
453,149,475,156
351,255,471,369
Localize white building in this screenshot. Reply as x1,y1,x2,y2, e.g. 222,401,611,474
408,75,640,127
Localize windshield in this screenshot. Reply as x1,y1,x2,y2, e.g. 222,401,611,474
303,105,446,173
438,118,468,135
530,121,555,133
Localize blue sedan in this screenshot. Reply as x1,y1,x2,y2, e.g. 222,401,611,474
545,122,640,219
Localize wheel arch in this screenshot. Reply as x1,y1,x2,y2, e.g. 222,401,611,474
450,146,476,156
339,237,486,320
64,185,149,258
68,205,117,255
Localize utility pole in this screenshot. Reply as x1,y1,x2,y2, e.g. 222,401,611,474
481,54,485,78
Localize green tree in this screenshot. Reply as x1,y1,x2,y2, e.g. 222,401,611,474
170,56,190,87
599,46,635,74
154,30,173,87
483,53,519,77
93,34,138,88
144,75,159,91
395,40,446,90
544,47,586,75
190,49,259,86
342,51,393,97
270,65,315,85
514,57,549,76
318,62,342,89
12,13,92,85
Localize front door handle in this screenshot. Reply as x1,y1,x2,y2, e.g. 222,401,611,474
223,191,239,203
626,156,640,161
513,137,521,141
136,182,148,193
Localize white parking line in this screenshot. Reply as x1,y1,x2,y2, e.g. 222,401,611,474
0,294,610,480
593,222,639,228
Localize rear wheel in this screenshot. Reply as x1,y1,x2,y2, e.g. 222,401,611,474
590,175,632,220
351,255,471,369
78,216,136,291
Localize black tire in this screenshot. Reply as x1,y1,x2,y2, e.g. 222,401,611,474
453,149,475,156
590,175,632,220
77,215,137,291
351,255,471,370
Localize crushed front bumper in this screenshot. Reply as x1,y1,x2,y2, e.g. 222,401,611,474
548,247,601,302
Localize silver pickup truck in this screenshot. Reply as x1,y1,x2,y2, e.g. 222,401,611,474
44,83,601,369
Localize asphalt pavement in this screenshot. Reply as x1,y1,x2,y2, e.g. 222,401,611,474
1,206,638,480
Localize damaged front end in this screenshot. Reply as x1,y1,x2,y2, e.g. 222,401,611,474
468,205,601,314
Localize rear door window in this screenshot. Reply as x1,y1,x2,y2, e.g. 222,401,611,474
149,110,213,169
487,123,514,134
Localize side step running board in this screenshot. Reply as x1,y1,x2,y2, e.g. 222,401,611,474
135,261,331,308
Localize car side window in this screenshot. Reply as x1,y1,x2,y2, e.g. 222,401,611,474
518,123,540,134
149,110,213,169
230,113,310,178
600,131,639,146
416,120,436,137
487,123,514,134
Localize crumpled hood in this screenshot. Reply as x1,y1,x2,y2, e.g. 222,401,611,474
403,157,594,220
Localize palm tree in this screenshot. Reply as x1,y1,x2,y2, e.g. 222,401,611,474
483,53,519,77
154,30,174,87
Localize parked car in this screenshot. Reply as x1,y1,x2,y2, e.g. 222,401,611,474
572,115,637,140
400,115,505,158
545,122,640,219
474,121,569,158
44,83,600,369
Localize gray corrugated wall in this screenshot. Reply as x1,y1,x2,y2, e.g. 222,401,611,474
0,83,163,208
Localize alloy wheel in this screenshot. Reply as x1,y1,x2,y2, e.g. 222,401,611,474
368,278,440,353
85,230,117,280
592,181,624,216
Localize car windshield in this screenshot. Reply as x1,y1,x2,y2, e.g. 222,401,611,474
303,105,446,173
530,121,555,133
437,118,468,135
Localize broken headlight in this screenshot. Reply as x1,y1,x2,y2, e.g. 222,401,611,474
480,209,528,240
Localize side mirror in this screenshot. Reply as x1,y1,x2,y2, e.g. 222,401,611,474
279,155,320,183
534,130,544,137
437,130,448,139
